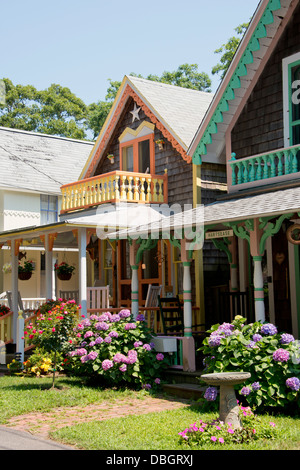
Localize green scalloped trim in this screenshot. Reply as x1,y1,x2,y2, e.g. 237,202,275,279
192,0,281,163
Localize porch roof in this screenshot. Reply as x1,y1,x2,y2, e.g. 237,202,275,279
108,186,300,239
0,203,168,245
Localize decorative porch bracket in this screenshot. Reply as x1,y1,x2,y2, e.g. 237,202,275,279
223,213,294,322
258,213,294,254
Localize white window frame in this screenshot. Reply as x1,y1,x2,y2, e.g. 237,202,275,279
40,194,58,225
282,51,300,147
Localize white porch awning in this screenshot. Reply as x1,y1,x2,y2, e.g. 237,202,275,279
0,203,169,245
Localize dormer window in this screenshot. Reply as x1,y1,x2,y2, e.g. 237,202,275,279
119,121,155,174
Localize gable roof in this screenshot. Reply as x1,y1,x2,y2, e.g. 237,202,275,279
80,75,213,179
0,126,94,195
188,0,297,165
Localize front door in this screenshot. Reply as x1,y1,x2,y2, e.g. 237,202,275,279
271,226,293,332
117,240,162,307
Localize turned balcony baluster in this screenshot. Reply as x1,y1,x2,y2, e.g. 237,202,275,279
229,144,300,191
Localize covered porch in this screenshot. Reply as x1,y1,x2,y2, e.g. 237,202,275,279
112,185,300,353
1,203,204,370
202,186,300,338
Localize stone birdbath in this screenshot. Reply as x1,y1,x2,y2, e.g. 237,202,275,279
201,372,251,429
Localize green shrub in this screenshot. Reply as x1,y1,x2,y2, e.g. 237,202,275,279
23,347,63,376
200,316,300,411
67,310,169,389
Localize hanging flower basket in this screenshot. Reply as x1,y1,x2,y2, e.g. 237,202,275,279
2,263,12,274
57,272,72,281
18,271,32,281
18,260,35,280
107,154,114,164
155,139,165,150
55,262,75,281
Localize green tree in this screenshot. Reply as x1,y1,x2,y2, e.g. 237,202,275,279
212,23,249,79
86,79,121,139
0,78,88,140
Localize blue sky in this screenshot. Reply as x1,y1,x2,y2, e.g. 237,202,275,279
1,0,259,105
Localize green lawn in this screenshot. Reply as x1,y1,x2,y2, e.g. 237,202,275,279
0,375,138,423
1,375,299,451
52,407,300,451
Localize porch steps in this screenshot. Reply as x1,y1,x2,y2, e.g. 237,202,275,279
163,369,206,400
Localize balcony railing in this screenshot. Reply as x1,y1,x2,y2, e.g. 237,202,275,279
228,144,300,191
61,170,168,213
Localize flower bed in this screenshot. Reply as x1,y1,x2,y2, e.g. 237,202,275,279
66,310,168,389
178,404,279,447
200,316,300,411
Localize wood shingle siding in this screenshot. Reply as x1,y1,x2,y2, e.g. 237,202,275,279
231,2,300,159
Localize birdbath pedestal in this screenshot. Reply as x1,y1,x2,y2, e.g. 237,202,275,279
201,372,251,429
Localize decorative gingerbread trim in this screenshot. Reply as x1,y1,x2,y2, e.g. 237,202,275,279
85,85,190,178
287,224,300,245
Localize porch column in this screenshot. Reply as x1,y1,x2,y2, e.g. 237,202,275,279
253,256,265,323
181,239,196,372
250,219,265,323
45,235,53,300
16,310,24,364
129,240,139,319
78,228,87,318
11,240,19,343
182,261,193,336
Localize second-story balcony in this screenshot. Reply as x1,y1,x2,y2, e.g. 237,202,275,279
228,143,300,192
60,170,168,214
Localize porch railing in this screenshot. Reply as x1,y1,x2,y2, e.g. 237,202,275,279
228,143,300,191
1,298,46,312
61,170,168,213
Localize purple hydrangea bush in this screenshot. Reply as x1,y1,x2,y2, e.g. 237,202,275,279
200,316,300,411
66,309,168,389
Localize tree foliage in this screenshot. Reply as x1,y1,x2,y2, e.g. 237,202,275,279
212,23,249,79
0,78,87,140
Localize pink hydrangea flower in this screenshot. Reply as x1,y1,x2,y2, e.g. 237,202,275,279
102,359,113,371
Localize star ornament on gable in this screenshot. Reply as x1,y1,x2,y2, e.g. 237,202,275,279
130,103,141,123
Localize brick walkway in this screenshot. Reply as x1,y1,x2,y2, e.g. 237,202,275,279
5,394,191,441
